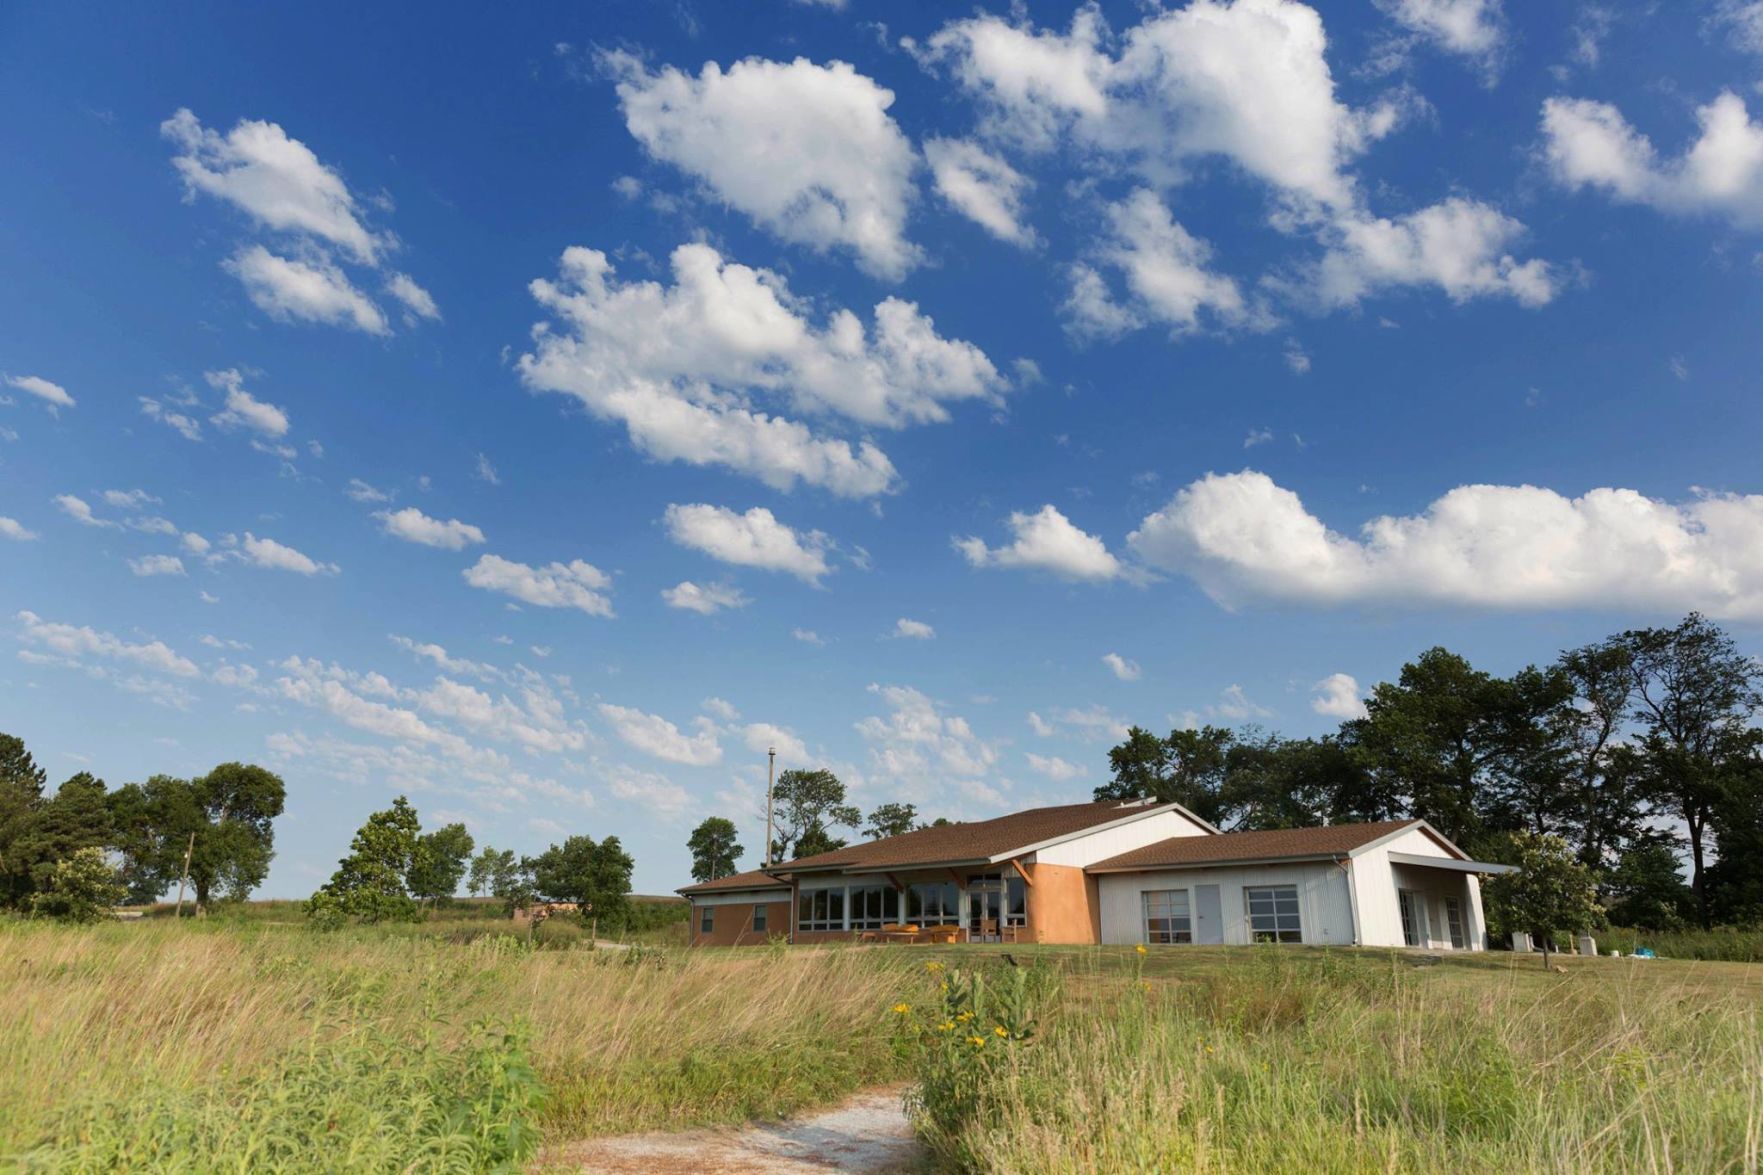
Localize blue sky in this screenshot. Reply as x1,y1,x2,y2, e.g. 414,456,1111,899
3,0,1762,897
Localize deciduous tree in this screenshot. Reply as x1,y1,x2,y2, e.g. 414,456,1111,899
408,823,475,911
309,796,423,924
769,769,859,861
686,817,743,882
1483,832,1601,968
862,802,919,840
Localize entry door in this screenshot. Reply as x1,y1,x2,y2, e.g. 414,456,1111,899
966,878,1003,942
1193,884,1224,945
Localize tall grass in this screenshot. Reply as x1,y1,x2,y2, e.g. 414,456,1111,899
0,920,911,1167
900,949,1763,1173
1603,925,1763,963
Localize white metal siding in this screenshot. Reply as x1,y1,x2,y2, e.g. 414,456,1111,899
1096,862,1355,947
1349,840,1486,950
1034,809,1213,868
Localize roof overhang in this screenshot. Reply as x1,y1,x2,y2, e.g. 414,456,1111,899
1387,851,1516,875
763,800,1216,879
1087,851,1349,875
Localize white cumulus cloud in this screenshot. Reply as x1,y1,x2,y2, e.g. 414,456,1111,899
376,506,486,550
956,504,1123,581
5,374,75,411
664,503,834,584
661,580,752,614
604,52,921,278
924,137,1038,246
598,702,723,766
463,554,613,616
223,246,389,334
519,243,1005,496
0,518,37,541
129,555,187,577
1128,469,1763,619
1541,91,1763,228
239,532,339,576
205,368,291,437
162,107,386,263
1102,652,1141,681
894,617,936,639
1311,672,1368,719
17,609,199,677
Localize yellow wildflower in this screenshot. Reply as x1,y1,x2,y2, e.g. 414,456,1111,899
937,1020,955,1032
1135,943,1148,955
892,1003,912,1015
1140,981,1153,994
968,1035,986,1048
925,961,945,973
956,1010,975,1022
994,1025,1008,1037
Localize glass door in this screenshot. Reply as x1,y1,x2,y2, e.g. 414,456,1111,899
965,874,1004,942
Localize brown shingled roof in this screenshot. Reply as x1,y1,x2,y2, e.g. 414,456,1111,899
770,800,1193,874
1086,819,1445,873
676,868,792,896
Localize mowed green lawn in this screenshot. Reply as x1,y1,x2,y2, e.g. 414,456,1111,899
3,918,1757,1171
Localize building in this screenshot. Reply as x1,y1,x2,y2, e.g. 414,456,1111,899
678,799,1513,950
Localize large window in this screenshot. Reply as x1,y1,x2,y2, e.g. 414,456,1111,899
1398,890,1419,947
906,882,961,926
798,886,846,931
699,905,714,934
752,903,768,933
848,885,901,929
1245,885,1302,943
1142,889,1192,944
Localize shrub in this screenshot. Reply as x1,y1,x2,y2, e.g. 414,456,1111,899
28,849,124,923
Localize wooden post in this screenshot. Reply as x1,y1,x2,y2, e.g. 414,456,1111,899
173,830,196,919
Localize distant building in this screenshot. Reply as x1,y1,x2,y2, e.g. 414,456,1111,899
678,799,1513,949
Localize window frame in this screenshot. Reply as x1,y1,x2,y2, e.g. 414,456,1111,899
1244,884,1303,944
1444,896,1465,949
847,884,901,930
1142,888,1193,945
797,884,848,932
905,881,961,926
752,902,768,933
699,904,714,935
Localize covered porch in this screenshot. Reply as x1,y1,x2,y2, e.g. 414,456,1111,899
1384,853,1496,951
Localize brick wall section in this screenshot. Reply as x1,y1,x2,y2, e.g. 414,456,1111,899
690,899,792,946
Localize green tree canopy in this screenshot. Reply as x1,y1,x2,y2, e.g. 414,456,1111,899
408,823,475,910
862,802,919,840
770,768,859,861
1483,832,1601,967
526,833,634,930
0,732,49,906
309,795,423,924
1618,614,1763,928
14,771,112,892
686,816,743,882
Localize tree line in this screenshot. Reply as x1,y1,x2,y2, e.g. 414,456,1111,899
306,794,638,933
684,614,1760,934
1091,614,1761,931
687,770,950,882
0,733,285,921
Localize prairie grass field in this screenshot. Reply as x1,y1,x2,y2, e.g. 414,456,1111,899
3,916,1759,1172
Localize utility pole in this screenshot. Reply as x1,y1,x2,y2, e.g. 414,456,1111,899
173,830,196,919
764,746,777,867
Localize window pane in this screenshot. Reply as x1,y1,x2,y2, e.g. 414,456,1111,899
753,904,767,932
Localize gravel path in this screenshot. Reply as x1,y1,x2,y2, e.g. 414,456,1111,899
540,1086,927,1174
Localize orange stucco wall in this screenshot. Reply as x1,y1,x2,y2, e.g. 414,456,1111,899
689,898,790,946
1025,863,1101,943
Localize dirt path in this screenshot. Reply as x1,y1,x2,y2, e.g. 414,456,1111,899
540,1085,927,1174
